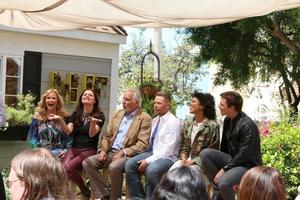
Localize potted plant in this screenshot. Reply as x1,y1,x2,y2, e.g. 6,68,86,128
141,78,162,99
0,93,35,141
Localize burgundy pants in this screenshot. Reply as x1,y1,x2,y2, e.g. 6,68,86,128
63,147,96,194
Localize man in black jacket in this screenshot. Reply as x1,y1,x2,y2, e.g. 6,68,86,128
200,91,262,200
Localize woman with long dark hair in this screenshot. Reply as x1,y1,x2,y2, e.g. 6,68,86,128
63,89,105,199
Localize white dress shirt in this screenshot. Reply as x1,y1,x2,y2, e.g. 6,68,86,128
145,111,181,163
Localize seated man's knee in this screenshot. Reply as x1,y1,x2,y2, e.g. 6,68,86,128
82,156,95,170
199,148,211,160
125,158,137,172
145,165,156,179
108,162,119,173
82,158,89,170
217,176,231,192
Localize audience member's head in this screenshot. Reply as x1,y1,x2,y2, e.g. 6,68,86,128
238,166,286,200
8,148,75,200
152,166,209,200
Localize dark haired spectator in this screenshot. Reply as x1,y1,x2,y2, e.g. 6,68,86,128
153,166,209,200
170,91,220,172
238,166,286,200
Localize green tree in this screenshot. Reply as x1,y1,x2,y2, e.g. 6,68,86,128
119,29,205,110
186,9,300,115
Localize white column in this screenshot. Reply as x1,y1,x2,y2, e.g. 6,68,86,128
295,185,300,200
153,28,162,80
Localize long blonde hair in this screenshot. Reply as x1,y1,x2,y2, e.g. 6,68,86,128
34,89,68,122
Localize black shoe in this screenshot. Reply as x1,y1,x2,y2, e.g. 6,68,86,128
82,190,91,200
102,194,110,200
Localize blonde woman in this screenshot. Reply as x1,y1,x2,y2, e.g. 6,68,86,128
28,89,72,156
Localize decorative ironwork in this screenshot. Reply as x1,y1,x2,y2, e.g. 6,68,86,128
140,41,161,87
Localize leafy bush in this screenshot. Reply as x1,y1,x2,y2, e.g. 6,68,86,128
5,93,35,126
142,97,155,118
261,119,300,199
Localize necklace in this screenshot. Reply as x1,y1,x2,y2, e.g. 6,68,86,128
82,112,90,125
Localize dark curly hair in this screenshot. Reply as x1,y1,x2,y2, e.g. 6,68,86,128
192,91,216,120
152,166,209,200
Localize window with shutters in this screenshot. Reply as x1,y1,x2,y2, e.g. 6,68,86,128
0,55,23,105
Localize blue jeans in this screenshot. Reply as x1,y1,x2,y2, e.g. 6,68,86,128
51,148,65,156
125,152,173,199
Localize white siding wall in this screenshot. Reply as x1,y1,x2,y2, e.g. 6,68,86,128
41,53,111,132
0,29,123,119
0,29,125,167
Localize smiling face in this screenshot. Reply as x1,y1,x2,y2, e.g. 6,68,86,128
45,92,58,112
81,90,96,105
189,97,203,115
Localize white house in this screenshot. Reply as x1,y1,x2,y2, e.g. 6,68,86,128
0,25,127,167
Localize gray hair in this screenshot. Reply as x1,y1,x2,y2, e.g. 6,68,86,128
125,88,142,107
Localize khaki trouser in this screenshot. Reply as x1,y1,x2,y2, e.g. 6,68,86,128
82,150,128,200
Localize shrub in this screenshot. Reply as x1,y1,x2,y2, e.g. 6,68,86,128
5,93,35,126
261,119,300,199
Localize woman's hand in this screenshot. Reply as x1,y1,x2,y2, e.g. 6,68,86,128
180,153,187,165
89,116,102,124
183,159,195,166
48,114,63,122
48,114,73,134
88,117,101,137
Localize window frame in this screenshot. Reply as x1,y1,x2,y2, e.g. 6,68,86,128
0,54,24,105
